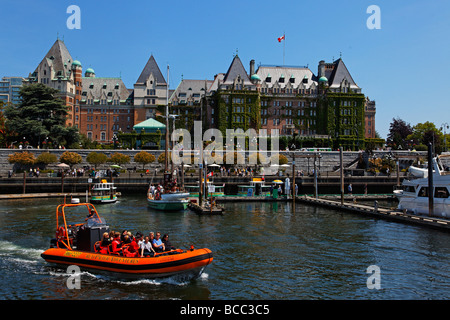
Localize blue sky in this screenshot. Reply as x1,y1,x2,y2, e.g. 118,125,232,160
1,0,449,139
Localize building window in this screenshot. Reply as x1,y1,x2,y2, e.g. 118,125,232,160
101,132,106,141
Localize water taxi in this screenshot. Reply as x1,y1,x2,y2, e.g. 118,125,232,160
41,200,213,279
91,179,117,204
237,178,272,197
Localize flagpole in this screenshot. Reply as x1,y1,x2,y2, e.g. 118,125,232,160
283,32,285,66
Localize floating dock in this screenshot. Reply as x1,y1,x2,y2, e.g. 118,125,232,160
188,202,224,215
296,196,450,231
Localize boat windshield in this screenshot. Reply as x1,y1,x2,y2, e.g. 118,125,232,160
86,217,107,228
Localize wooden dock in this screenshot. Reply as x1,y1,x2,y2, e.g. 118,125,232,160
0,192,88,200
296,196,450,231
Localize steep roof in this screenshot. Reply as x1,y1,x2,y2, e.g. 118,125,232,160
136,55,166,85
222,55,252,85
255,65,317,88
34,39,74,77
170,79,212,102
327,58,359,89
81,77,131,101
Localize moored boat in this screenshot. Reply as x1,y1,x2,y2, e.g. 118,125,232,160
41,200,213,278
395,156,450,217
147,191,190,211
237,178,272,197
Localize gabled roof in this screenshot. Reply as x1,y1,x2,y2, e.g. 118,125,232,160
327,58,359,89
255,65,317,89
136,55,166,85
170,79,212,102
222,55,252,85
35,39,74,77
81,77,131,100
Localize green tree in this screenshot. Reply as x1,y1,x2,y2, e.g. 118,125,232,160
109,153,130,166
4,83,79,148
134,151,156,170
407,122,443,153
86,152,108,169
35,152,57,166
60,151,82,168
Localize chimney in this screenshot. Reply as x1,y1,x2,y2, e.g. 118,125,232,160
318,60,325,78
250,59,255,76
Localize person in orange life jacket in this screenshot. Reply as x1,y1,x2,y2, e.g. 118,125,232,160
111,232,123,255
122,233,137,257
98,232,110,254
140,236,155,257
126,234,141,257
152,232,165,253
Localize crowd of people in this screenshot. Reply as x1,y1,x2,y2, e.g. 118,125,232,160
95,229,176,258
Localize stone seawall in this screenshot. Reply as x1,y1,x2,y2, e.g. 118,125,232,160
0,148,427,177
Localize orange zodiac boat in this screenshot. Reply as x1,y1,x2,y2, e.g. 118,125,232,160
41,200,213,279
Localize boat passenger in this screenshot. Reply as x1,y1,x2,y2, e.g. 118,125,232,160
85,208,95,221
149,232,155,244
121,230,128,242
162,234,175,251
110,232,123,255
140,236,155,257
99,232,110,254
152,232,165,253
124,234,140,257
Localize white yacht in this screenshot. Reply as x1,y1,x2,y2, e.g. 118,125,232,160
394,155,450,217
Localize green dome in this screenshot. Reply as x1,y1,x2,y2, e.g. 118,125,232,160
85,68,95,74
319,76,328,82
251,74,261,81
72,60,82,67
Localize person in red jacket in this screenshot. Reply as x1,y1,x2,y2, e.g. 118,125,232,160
110,232,123,255
124,234,141,257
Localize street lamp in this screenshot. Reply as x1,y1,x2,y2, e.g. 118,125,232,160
440,123,449,152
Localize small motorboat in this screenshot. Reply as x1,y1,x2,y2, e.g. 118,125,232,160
41,200,213,279
147,183,190,211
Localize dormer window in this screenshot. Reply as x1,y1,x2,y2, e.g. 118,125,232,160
279,75,285,83
265,74,271,83
289,75,295,83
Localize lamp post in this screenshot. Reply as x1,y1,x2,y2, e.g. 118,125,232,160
440,123,449,152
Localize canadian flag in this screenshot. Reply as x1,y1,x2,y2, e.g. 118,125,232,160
278,35,285,42
207,172,213,177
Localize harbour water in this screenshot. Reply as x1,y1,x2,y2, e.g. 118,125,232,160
0,196,449,300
